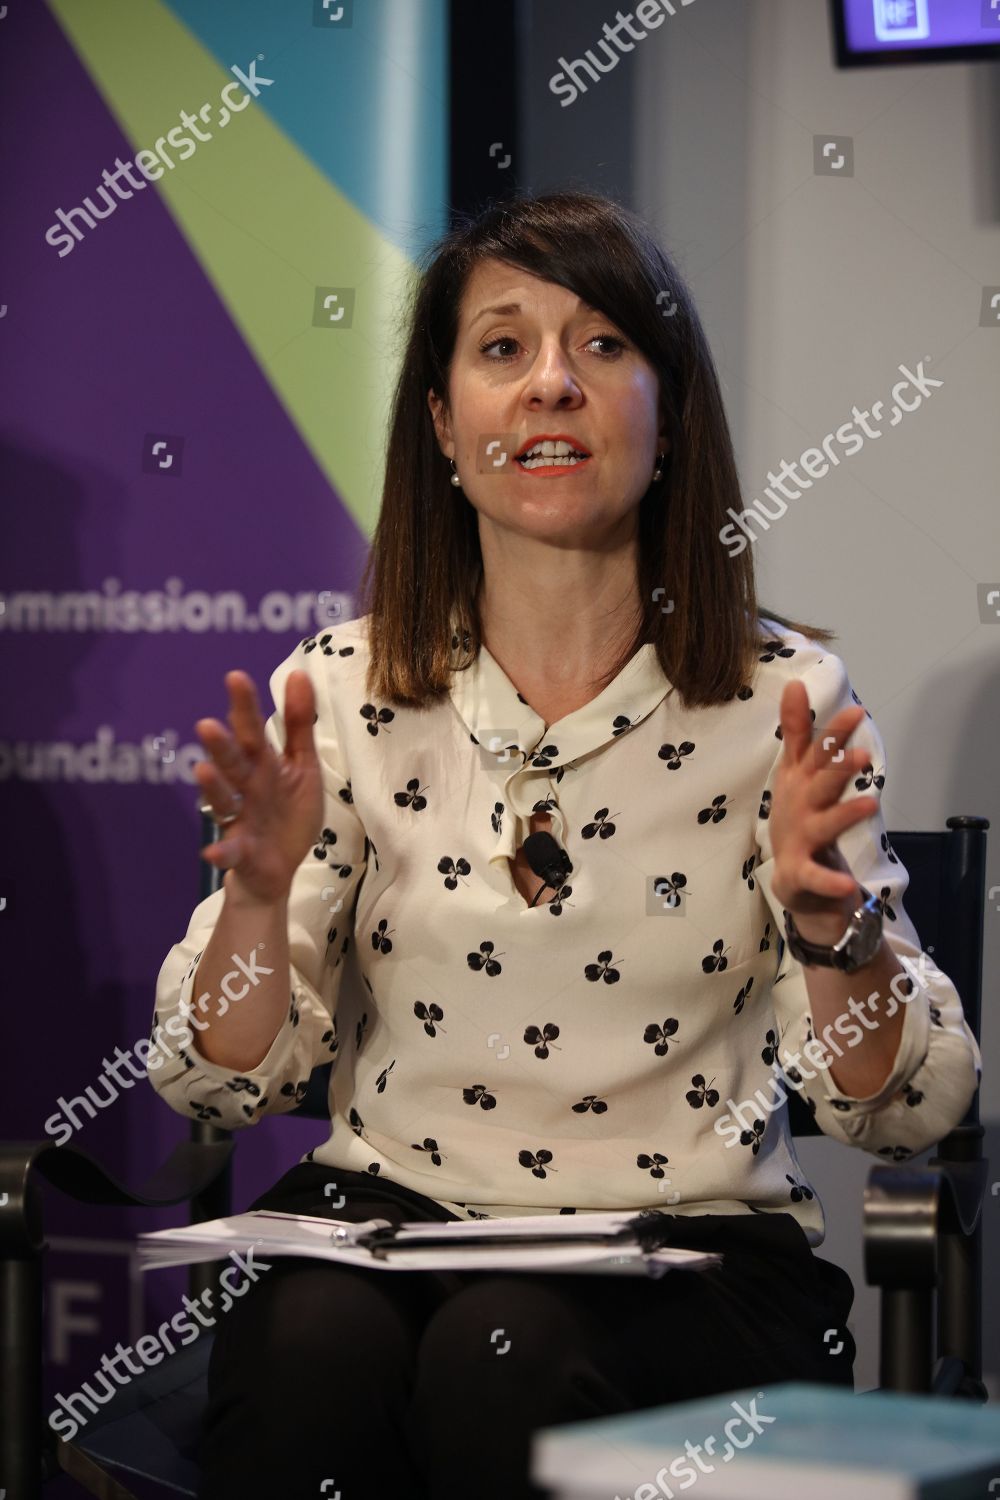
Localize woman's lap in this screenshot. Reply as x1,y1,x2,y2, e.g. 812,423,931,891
197,1166,855,1499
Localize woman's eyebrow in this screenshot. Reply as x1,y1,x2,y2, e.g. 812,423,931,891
468,299,597,328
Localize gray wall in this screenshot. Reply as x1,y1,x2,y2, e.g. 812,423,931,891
519,0,999,1397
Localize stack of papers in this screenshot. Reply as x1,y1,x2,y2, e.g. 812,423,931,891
137,1209,724,1278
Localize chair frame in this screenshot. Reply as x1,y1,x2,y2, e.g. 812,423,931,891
0,814,989,1498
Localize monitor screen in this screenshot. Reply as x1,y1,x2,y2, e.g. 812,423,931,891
832,0,1000,65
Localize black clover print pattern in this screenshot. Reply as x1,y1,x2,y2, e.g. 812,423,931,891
697,794,730,825
855,760,885,794
657,740,695,770
871,886,899,924
653,871,687,909
320,1016,339,1056
524,1023,561,1059
759,639,797,664
360,703,395,737
414,1001,446,1037
739,1119,766,1154
438,855,471,890
644,1017,680,1056
372,918,394,954
519,1148,556,1179
313,827,345,864
582,807,617,840
529,743,560,768
225,1076,269,1120
637,1151,669,1181
279,1080,310,1106
685,1074,719,1108
394,777,429,811
786,1175,814,1203
543,880,574,915
463,1083,497,1110
375,1060,396,1093
733,976,754,1015
585,950,623,983
412,1138,444,1165
702,939,731,974
467,941,504,976
302,633,356,658
151,625,967,1238
327,928,349,963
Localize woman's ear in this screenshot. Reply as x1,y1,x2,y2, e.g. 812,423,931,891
427,388,454,459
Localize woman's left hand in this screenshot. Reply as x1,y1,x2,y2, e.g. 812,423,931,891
768,679,879,925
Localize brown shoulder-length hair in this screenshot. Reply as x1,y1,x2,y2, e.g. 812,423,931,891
357,189,835,711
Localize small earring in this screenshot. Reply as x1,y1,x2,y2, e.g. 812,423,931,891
652,453,666,482
450,459,462,488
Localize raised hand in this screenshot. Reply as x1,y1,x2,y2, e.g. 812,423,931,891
193,669,324,905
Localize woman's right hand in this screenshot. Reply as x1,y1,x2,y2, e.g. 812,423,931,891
193,669,324,905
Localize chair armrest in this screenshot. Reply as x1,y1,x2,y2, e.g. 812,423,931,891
863,1157,988,1288
0,1138,236,1255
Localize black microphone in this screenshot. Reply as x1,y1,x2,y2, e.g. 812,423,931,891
522,831,573,906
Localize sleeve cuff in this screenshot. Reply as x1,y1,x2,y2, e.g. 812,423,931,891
803,979,932,1117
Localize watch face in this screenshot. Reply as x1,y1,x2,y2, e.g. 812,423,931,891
836,904,882,971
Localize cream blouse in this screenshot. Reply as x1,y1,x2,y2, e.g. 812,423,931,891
150,613,982,1244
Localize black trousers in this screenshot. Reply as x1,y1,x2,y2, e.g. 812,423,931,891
196,1163,856,1500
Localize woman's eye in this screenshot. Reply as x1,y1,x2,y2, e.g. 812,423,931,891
478,334,626,362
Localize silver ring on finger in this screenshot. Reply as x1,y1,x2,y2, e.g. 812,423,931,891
197,792,243,826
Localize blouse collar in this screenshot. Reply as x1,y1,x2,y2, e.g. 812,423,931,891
446,612,673,875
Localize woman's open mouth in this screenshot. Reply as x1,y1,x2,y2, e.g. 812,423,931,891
514,439,592,474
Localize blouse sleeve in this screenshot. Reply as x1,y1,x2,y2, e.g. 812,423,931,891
147,640,369,1130
752,649,982,1160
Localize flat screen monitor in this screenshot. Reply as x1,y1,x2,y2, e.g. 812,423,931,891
831,0,1000,65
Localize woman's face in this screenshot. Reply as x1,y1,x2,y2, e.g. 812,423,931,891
428,258,669,547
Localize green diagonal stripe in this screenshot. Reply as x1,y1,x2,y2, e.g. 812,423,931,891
47,0,422,535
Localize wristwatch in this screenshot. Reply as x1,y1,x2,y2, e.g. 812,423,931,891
783,885,883,973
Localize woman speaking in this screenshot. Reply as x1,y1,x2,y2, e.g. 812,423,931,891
150,190,981,1500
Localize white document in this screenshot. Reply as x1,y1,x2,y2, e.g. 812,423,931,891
137,1209,723,1278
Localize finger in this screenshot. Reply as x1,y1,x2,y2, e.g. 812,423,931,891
804,746,871,809
282,670,318,760
779,680,814,765
799,857,861,901
195,718,255,788
224,671,266,758
200,830,246,870
807,795,880,847
193,759,243,816
809,705,867,773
